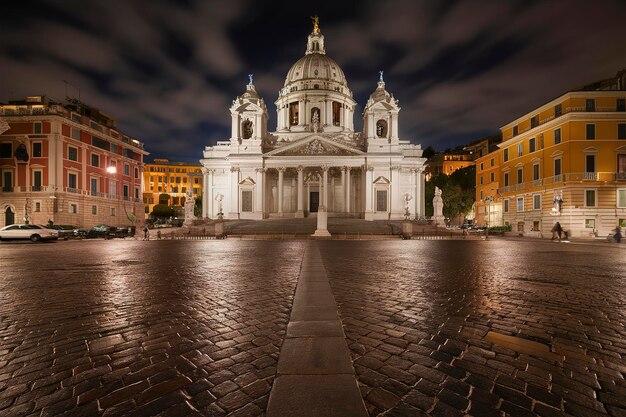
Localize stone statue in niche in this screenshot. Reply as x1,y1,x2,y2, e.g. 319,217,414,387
311,108,320,133
215,193,224,220
376,120,387,138
14,142,29,162
242,119,253,139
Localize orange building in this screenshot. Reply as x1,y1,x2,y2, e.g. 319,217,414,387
426,152,474,179
0,96,147,228
143,158,202,218
476,70,626,237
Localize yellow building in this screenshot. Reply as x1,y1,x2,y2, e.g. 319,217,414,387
143,158,202,218
476,69,626,238
426,152,474,179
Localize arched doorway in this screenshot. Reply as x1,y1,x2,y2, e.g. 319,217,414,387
5,206,15,226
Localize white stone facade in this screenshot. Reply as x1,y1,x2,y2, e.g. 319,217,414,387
200,25,426,221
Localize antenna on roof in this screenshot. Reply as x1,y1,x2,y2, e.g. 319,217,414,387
62,80,81,102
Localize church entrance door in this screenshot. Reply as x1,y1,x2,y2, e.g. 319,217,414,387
5,206,15,226
309,192,319,213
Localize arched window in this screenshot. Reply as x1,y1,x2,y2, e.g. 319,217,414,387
332,102,341,126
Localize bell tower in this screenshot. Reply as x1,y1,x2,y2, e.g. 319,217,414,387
229,75,268,152
363,72,401,152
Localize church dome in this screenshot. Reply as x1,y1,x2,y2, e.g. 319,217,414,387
284,53,347,87
282,21,349,90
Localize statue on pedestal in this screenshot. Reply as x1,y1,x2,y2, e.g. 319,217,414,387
215,193,224,220
433,186,445,226
183,189,196,226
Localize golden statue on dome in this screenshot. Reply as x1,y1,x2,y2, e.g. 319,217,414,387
310,15,320,33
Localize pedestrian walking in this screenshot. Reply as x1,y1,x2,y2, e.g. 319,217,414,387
143,226,150,240
551,222,562,241
614,226,622,243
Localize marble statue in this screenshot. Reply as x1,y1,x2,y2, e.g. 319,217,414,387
433,186,445,225
403,193,413,220
215,193,224,220
183,188,196,226
311,109,320,133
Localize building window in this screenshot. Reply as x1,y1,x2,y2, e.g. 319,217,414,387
2,171,13,192
517,168,523,184
618,189,626,208
586,124,595,140
618,155,626,179
586,99,595,112
135,187,140,199
90,178,98,196
554,158,562,179
332,101,341,126
618,98,625,112
34,201,41,212
479,162,484,171
585,154,596,173
554,128,561,144
529,138,536,153
513,126,518,136
70,203,78,214
585,189,596,207
533,164,540,181
517,143,523,157
504,199,509,213
34,122,42,134
490,172,495,182
480,190,483,200
68,173,78,189
479,176,483,185
289,102,299,125
490,158,494,167
585,219,595,229
531,116,538,128
618,123,626,140
376,190,388,212
68,146,78,161
0,143,12,158
504,172,509,187
135,167,139,178
124,164,130,176
533,194,541,210
71,127,81,140
555,104,562,117
91,153,100,167
92,205,97,215
503,148,509,162
516,197,524,212
30,171,42,192
32,142,42,157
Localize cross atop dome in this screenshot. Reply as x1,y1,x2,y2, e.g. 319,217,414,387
306,17,325,55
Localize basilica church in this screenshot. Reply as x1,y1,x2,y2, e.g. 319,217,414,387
200,20,426,221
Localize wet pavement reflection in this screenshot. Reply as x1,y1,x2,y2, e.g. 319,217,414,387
0,239,624,417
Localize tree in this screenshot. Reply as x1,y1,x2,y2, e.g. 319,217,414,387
422,145,436,159
158,193,170,205
152,204,175,219
425,165,476,222
194,196,202,217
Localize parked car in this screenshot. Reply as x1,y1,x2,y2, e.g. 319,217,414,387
83,224,134,239
0,224,59,242
46,224,79,240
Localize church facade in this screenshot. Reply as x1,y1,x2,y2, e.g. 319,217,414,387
200,22,426,221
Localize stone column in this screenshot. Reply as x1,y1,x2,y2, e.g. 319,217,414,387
278,167,285,216
255,168,265,219
391,166,400,219
345,167,351,214
322,165,329,209
341,167,346,214
412,169,419,220
364,166,374,220
202,168,209,218
298,100,305,126
419,169,425,218
231,113,239,139
229,167,239,219
296,166,304,218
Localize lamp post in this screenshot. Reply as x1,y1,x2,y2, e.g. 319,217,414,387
106,165,118,226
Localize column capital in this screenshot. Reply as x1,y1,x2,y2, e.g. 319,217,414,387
255,167,266,173
277,167,286,173
341,166,349,172
321,165,329,172
230,166,240,173
297,165,304,172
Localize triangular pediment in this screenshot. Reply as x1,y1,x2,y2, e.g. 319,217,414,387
239,177,256,185
265,135,365,157
373,176,390,184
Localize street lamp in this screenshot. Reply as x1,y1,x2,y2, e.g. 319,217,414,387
106,165,119,226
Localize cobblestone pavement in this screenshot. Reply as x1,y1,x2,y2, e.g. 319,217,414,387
0,240,303,417
319,240,626,417
1,239,625,417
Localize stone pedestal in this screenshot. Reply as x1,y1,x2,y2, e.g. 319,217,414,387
295,210,305,218
402,221,413,238
215,221,225,238
433,216,445,227
312,207,331,238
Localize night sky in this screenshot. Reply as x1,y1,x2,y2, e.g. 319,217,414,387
2,0,626,162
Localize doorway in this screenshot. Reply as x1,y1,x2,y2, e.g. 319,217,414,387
5,206,15,226
309,191,319,213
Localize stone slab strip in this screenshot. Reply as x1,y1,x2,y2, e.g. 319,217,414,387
267,241,368,417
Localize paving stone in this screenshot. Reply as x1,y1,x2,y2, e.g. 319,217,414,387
277,337,354,374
